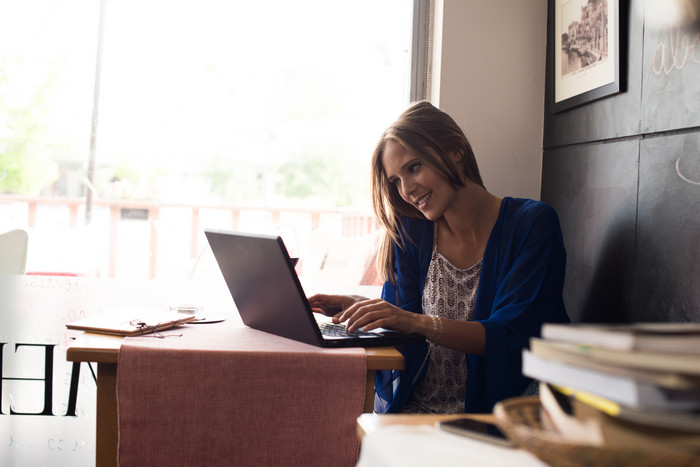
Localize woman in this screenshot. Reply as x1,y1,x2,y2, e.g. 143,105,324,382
309,101,569,414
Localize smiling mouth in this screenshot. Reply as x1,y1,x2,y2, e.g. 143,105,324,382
415,192,431,209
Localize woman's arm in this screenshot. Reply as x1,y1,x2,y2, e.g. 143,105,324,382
334,298,486,354
428,317,486,354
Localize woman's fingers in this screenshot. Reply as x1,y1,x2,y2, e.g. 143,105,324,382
308,294,340,315
308,294,368,316
335,299,408,333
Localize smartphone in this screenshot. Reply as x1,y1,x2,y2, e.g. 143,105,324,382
437,418,513,448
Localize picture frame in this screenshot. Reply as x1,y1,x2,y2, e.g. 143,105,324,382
550,0,621,113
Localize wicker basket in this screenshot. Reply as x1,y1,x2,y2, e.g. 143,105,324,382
493,397,700,467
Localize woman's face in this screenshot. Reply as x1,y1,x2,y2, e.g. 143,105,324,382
381,139,457,221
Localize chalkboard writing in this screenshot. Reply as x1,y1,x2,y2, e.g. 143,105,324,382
652,26,700,75
676,156,700,185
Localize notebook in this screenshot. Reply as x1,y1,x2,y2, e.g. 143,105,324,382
66,309,197,336
204,228,425,348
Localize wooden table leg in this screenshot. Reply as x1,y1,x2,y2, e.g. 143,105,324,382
96,363,118,467
363,370,376,413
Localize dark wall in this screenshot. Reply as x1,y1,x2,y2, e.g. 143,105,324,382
541,1,700,323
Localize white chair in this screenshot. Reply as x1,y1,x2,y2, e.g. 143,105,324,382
0,229,29,274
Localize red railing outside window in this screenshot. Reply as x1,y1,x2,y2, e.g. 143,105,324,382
1,195,377,280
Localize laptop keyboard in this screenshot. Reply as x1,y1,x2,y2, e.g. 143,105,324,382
318,321,376,338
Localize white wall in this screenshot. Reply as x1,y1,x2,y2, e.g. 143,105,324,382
431,0,548,200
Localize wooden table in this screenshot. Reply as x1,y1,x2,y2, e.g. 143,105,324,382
67,331,404,467
354,413,549,467
356,413,497,439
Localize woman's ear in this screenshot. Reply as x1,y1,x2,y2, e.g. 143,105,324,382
451,149,470,185
453,141,468,162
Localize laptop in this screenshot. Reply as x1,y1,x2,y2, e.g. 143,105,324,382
204,228,425,348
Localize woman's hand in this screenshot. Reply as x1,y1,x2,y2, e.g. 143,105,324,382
332,298,423,334
313,295,487,354
307,294,369,317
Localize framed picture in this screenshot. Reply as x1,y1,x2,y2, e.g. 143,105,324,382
550,0,621,113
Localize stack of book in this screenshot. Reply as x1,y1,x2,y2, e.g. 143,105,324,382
522,322,700,456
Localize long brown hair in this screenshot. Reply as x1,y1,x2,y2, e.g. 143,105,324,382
371,101,484,284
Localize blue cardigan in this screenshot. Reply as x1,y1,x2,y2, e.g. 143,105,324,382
374,197,570,414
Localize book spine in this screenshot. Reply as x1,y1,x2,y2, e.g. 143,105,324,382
540,324,634,350
549,384,621,417
522,350,700,411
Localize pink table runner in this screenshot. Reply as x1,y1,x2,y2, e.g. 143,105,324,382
117,320,366,466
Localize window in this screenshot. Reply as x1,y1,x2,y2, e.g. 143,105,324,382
1,4,425,464
1,0,421,281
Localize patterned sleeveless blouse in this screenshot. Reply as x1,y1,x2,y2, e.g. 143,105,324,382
402,223,481,414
